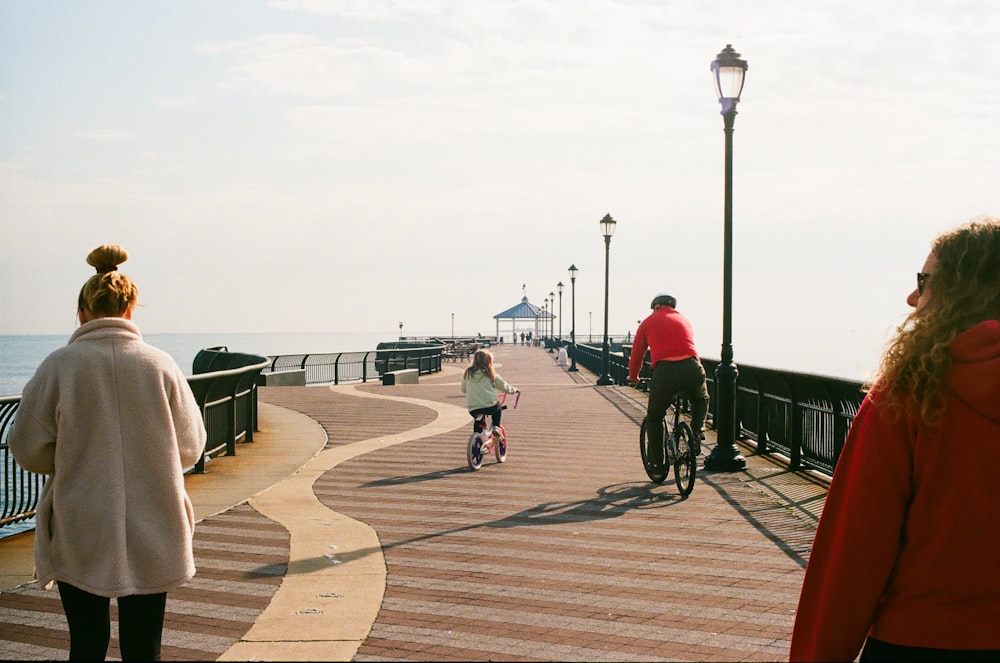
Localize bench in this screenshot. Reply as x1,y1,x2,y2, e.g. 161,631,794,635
443,344,476,362
382,368,419,385
257,369,307,387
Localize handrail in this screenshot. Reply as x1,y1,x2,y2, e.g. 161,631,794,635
0,351,271,532
262,345,444,385
564,340,864,477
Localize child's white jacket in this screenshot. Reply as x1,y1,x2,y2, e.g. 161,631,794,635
461,370,517,411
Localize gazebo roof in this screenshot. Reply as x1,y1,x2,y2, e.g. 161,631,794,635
494,296,552,320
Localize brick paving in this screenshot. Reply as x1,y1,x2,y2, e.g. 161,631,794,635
0,343,826,661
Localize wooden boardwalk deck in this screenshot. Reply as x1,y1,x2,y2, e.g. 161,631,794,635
0,343,828,661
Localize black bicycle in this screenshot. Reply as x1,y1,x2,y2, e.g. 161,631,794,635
638,381,697,496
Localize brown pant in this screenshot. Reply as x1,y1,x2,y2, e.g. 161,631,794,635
645,357,709,465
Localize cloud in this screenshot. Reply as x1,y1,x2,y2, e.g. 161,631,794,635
268,0,444,20
66,129,133,142
153,95,198,109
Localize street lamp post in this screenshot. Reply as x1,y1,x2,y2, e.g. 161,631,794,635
568,265,578,371
548,290,556,352
543,297,549,346
705,44,748,472
557,282,564,341
597,213,617,385
451,313,454,340
399,321,403,341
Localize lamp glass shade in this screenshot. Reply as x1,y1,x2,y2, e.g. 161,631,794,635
600,213,617,238
557,282,564,293
713,65,745,100
568,264,578,279
711,44,747,102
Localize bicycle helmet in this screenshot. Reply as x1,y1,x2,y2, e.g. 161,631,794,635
650,293,677,309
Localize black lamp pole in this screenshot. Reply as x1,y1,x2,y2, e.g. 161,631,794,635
705,44,748,472
399,321,403,341
597,213,617,386
557,282,564,341
548,290,556,352
543,297,548,347
568,265,578,371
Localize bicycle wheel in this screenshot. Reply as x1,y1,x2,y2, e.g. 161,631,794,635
672,421,697,496
639,418,668,483
467,433,485,470
494,425,507,463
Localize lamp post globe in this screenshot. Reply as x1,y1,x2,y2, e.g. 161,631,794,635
597,213,617,386
705,44,748,472
568,265,579,371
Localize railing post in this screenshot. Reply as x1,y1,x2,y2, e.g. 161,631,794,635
226,389,237,457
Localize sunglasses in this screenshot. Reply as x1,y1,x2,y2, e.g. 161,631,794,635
917,272,932,295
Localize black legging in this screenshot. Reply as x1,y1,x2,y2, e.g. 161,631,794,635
469,403,502,432
57,581,168,661
861,637,1000,662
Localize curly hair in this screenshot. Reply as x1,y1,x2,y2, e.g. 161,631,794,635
872,217,1000,426
77,245,139,318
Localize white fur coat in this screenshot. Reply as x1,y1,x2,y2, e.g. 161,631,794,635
9,317,206,597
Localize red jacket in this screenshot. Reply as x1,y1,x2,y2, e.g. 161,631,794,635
627,306,699,382
790,320,1000,661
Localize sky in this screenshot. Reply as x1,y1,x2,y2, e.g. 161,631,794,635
2,0,998,378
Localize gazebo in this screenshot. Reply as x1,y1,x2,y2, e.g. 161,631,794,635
493,288,554,342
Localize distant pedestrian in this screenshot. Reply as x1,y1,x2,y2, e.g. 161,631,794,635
8,244,206,661
790,217,1000,662
520,332,525,345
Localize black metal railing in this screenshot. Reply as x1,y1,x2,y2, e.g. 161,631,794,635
0,348,270,532
564,341,865,476
189,348,270,474
1,396,44,530
261,345,444,385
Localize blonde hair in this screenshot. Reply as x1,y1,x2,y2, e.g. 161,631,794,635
872,217,1000,426
463,349,496,381
77,245,139,318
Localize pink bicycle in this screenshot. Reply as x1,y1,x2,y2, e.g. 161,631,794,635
467,391,520,470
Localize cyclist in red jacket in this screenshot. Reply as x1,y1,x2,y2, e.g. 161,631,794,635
627,293,709,467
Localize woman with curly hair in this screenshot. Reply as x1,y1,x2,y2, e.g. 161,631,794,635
9,245,206,661
790,218,1000,662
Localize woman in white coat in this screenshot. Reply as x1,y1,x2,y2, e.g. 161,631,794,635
9,245,206,661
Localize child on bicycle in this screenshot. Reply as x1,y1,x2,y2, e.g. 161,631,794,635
461,349,518,432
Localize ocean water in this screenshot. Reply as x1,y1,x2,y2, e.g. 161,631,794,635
0,331,392,397
0,326,889,397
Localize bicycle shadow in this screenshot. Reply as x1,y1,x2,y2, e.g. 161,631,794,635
360,466,469,487
377,481,684,551
486,481,683,529
273,482,685,574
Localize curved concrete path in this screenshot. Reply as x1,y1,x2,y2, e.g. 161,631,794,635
219,384,470,661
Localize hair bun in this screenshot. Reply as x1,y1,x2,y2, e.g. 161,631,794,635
86,245,129,275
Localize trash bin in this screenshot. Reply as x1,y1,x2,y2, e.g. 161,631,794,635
556,347,569,367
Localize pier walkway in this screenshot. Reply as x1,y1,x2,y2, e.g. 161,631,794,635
0,343,829,661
